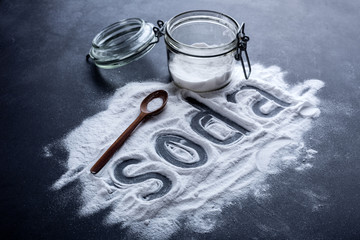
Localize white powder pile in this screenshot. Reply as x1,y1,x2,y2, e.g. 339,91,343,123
50,64,324,239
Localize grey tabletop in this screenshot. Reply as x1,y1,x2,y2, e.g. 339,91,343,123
1,0,360,239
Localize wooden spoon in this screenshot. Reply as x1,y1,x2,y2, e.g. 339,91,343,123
90,90,168,174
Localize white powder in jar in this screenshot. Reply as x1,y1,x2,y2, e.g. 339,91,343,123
168,43,235,92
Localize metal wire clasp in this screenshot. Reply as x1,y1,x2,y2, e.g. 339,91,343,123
235,23,251,79
152,20,165,44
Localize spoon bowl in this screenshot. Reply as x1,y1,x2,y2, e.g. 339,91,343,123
140,90,168,115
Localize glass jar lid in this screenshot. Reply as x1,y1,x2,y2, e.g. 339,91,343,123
88,18,157,69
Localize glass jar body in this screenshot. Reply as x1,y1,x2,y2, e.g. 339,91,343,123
165,10,239,92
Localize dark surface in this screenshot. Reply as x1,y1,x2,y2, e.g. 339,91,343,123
1,0,360,239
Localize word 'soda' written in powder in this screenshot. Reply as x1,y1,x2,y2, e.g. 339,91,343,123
50,64,324,239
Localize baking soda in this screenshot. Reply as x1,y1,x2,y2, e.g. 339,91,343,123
168,43,234,92
50,64,324,239
146,98,164,112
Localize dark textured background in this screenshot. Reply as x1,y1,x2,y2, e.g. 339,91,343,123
1,0,360,239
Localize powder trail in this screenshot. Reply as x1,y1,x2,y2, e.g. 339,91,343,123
51,64,324,239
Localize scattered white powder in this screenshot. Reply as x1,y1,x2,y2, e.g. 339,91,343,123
295,162,313,172
306,148,318,159
43,145,53,158
51,64,324,239
295,148,318,171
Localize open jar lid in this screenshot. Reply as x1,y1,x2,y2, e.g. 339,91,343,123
88,18,158,69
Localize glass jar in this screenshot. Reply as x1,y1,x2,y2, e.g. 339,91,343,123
165,11,240,92
87,10,250,92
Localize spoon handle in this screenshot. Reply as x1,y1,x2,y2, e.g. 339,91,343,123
90,112,147,174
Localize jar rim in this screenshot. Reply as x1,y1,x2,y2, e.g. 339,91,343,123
89,18,156,68
165,10,240,57
92,18,145,49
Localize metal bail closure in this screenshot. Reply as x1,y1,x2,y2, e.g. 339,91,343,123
152,20,165,44
86,18,164,69
235,22,251,79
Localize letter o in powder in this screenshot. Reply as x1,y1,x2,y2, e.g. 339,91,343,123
155,134,208,168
